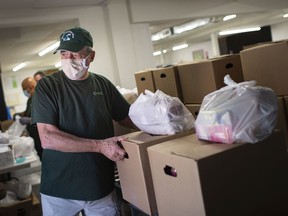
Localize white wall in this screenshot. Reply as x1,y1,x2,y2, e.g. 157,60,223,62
2,70,34,115
154,40,213,66
106,0,155,88
2,2,155,112
67,3,155,89
271,21,288,41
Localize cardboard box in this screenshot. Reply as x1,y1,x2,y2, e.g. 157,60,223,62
240,41,288,95
283,95,288,119
177,54,244,103
276,97,288,144
185,104,201,119
282,95,288,141
148,132,288,216
152,66,183,101
135,70,155,95
0,145,15,168
116,129,195,215
0,120,14,132
0,193,33,216
113,121,136,136
30,192,42,216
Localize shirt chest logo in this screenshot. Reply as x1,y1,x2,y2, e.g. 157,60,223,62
93,91,103,96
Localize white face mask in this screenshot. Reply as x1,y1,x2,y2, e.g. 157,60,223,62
23,89,30,98
61,55,90,80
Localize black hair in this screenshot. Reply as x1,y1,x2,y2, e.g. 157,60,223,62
34,71,46,77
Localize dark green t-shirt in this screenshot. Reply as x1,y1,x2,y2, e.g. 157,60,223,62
25,96,42,159
31,71,130,200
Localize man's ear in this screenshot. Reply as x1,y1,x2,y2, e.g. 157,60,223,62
90,51,96,62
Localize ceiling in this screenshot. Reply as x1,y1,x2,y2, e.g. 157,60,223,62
0,0,288,75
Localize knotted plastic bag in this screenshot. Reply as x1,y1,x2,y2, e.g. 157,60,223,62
129,90,195,135
195,75,278,144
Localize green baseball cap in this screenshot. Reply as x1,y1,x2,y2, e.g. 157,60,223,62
54,26,93,53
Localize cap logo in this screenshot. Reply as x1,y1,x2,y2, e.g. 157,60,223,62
61,31,75,42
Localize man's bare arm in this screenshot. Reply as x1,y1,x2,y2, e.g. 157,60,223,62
37,123,127,161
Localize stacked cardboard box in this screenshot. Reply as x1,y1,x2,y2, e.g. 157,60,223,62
0,193,41,216
135,70,156,95
177,54,244,122
134,66,183,100
177,54,243,121
185,103,201,119
116,129,194,215
240,41,288,95
276,97,288,142
134,54,244,121
240,40,288,143
148,132,288,216
177,54,244,104
128,50,288,216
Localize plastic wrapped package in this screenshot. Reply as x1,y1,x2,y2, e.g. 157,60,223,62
7,116,26,138
10,136,35,158
195,75,278,144
0,131,9,144
129,90,195,135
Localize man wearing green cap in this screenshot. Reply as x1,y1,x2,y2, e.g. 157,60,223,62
32,26,136,216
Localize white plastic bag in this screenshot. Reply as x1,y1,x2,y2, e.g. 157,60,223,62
195,75,278,144
7,116,26,138
129,89,195,135
116,86,138,104
0,131,9,144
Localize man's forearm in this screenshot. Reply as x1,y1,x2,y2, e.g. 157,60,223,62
37,123,100,153
36,122,128,161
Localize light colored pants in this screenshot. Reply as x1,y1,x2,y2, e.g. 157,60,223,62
41,191,120,216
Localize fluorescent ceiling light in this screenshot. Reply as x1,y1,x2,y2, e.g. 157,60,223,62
151,28,172,41
219,27,261,36
151,34,161,42
173,18,210,34
172,43,188,51
13,62,26,72
153,51,162,56
223,14,236,21
283,13,288,18
38,41,60,56
162,49,167,53
55,61,61,68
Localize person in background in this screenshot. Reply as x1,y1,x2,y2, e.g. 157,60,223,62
33,71,46,82
20,77,43,160
31,26,137,216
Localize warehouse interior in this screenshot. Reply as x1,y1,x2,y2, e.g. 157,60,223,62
1,0,288,215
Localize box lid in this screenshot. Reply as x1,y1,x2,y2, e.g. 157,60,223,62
148,134,244,160
240,40,288,53
124,129,195,146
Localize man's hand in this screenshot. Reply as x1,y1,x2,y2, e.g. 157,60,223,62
19,117,31,125
98,137,128,161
